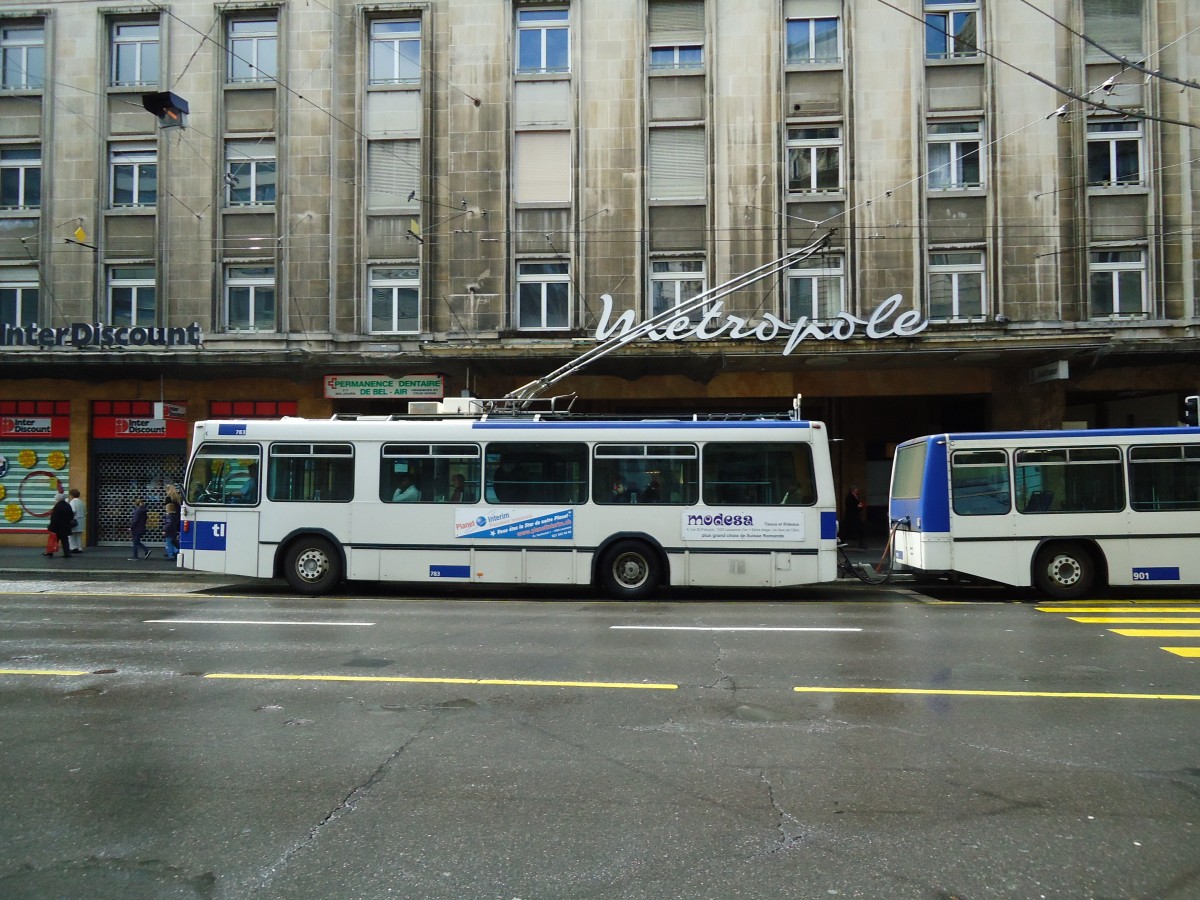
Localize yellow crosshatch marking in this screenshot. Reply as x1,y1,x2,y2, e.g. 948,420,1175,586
1038,607,1200,614
1162,648,1200,658
793,686,1200,701
1108,629,1200,638
206,673,678,690
1069,617,1200,624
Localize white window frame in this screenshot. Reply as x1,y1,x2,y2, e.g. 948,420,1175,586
649,43,703,70
785,16,841,64
928,250,986,322
925,1,979,60
649,258,707,319
110,20,159,87
1089,249,1147,319
516,8,569,75
369,19,421,85
368,265,420,334
224,265,276,332
516,260,571,331
787,254,844,321
0,268,39,327
1,23,45,90
107,266,156,327
1,145,41,209
787,125,842,193
1086,120,1143,187
228,17,278,83
225,140,277,206
109,143,157,208
927,120,983,190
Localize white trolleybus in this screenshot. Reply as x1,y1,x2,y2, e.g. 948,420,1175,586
888,427,1200,599
177,399,840,598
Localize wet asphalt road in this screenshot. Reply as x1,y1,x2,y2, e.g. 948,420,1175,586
1,578,1198,899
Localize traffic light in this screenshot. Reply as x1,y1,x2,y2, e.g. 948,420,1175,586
141,91,189,128
1184,395,1200,427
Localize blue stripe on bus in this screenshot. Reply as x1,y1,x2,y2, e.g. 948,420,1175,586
890,436,950,533
430,564,471,578
896,426,1196,447
821,510,838,540
1131,567,1181,582
469,420,814,430
217,423,249,435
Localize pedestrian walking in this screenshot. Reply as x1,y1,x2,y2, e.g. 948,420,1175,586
163,500,180,560
68,488,85,554
48,493,74,559
841,485,867,549
129,497,151,560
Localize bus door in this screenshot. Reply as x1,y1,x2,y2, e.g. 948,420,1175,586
180,442,263,577
947,446,1019,582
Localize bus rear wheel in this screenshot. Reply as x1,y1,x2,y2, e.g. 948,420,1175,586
600,540,660,601
1033,543,1094,600
284,536,341,595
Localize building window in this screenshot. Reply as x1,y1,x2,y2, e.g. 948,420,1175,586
1089,250,1146,318
369,20,420,84
0,269,38,327
226,141,276,206
929,251,985,321
366,140,420,210
649,44,702,70
650,259,706,319
648,127,705,201
927,120,982,190
1,23,45,90
225,265,276,332
108,266,156,326
1087,120,1142,186
0,146,41,209
228,17,277,83
513,131,570,204
925,1,978,60
1083,0,1142,61
787,126,841,193
516,8,569,74
788,254,844,321
516,261,570,330
369,266,420,334
110,143,157,208
785,17,840,64
110,21,159,87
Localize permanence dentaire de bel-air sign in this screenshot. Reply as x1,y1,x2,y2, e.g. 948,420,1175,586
594,293,928,353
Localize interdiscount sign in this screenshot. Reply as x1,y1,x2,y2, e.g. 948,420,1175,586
323,374,445,399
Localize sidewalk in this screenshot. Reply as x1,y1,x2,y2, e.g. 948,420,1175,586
0,544,206,580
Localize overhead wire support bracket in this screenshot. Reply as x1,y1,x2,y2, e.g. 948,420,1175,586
499,231,834,411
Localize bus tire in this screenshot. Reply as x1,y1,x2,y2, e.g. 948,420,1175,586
599,540,660,601
1033,543,1094,600
283,536,341,595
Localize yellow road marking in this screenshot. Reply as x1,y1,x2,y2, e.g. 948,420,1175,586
206,673,677,690
1162,647,1200,658
0,669,90,677
1109,628,1200,637
1038,607,1200,614
793,686,1200,701
1069,617,1200,624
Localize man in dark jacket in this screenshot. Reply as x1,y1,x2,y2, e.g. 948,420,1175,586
48,494,74,559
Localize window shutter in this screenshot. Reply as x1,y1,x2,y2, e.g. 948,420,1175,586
649,1,704,40
648,127,705,201
367,140,420,209
513,131,571,203
1082,0,1143,58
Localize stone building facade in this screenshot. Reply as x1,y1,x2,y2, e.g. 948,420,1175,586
0,0,1196,544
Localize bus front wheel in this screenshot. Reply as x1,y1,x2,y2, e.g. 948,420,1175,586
599,540,661,601
283,536,341,596
1033,543,1094,600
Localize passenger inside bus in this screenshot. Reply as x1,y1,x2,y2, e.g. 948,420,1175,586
392,472,420,502
640,480,661,503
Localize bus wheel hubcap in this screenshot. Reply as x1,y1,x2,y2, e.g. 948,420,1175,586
614,554,647,588
1049,555,1080,586
297,549,329,582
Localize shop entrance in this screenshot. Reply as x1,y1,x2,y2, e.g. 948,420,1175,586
92,446,186,546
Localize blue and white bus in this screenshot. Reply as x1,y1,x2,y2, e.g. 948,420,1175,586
889,427,1200,598
178,401,840,598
